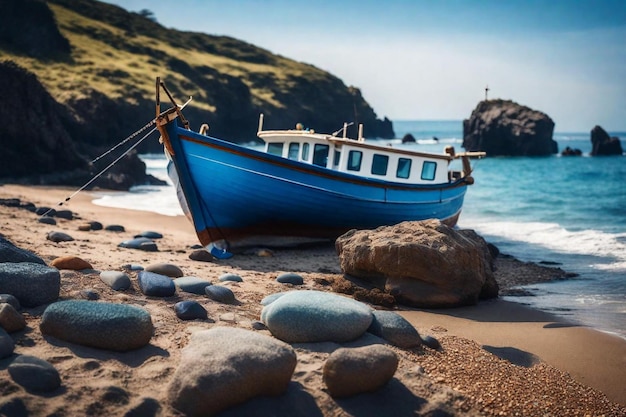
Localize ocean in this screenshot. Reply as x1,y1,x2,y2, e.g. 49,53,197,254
92,121,626,339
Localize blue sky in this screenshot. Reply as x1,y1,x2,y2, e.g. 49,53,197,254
102,0,626,132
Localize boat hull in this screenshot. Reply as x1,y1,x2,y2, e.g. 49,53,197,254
165,121,468,247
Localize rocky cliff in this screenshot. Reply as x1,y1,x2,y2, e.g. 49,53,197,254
462,100,557,156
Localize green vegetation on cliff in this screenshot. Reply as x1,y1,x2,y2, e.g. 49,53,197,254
2,0,393,148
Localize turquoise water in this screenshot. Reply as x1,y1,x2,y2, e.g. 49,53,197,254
93,121,626,339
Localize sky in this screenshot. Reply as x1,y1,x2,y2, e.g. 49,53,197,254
102,0,626,132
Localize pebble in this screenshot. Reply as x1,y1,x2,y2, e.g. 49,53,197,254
134,231,163,239
54,209,74,220
174,301,207,320
50,255,93,271
8,355,61,392
121,264,144,271
118,237,158,251
323,345,398,398
0,303,26,332
0,262,60,307
260,290,373,343
0,294,21,310
88,221,103,231
99,271,132,291
205,285,236,304
38,216,56,225
46,231,75,243
188,249,214,262
79,289,99,300
36,207,55,216
105,224,125,232
0,327,14,358
137,271,176,297
218,273,243,283
40,300,154,351
173,276,211,295
367,310,423,348
145,263,183,278
276,272,304,285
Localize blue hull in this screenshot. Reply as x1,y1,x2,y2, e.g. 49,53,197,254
164,120,468,247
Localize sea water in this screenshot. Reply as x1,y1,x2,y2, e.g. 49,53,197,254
92,121,626,339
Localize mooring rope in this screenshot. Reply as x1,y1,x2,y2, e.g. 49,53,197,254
39,125,158,218
90,118,157,164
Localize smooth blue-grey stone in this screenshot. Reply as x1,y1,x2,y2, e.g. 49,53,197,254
134,231,163,239
0,237,45,264
174,301,207,320
205,285,235,304
38,216,56,225
79,289,99,300
8,355,61,392
40,300,153,351
54,210,74,220
174,276,211,295
119,237,158,251
0,327,14,358
276,273,303,285
0,262,60,307
88,221,103,231
261,290,373,343
137,271,176,297
106,224,125,232
36,207,55,216
218,273,242,282
367,310,422,348
121,264,144,271
46,231,74,243
100,271,132,291
0,294,21,310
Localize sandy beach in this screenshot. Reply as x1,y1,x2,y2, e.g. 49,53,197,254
0,183,625,416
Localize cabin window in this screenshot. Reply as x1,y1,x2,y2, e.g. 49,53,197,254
268,142,284,156
397,158,412,179
347,150,362,171
333,150,341,167
371,154,389,176
421,161,437,180
301,143,310,161
313,144,329,167
288,143,300,160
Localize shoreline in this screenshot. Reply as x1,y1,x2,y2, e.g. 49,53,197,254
1,184,624,415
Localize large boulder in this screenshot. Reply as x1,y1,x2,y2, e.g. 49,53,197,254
335,220,498,308
590,125,623,156
463,99,557,156
167,327,297,416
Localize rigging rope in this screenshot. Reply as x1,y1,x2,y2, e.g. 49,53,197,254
39,125,158,218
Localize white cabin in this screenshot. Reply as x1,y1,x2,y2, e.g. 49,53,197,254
257,116,459,185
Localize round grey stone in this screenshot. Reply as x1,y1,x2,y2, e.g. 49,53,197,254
276,272,303,285
174,276,211,295
100,271,132,291
218,273,242,283
174,301,208,320
367,310,422,348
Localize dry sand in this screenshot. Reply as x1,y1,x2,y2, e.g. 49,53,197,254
0,184,625,416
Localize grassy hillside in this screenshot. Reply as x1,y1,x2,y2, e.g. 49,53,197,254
4,0,393,144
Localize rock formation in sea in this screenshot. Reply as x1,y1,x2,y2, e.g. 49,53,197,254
590,125,623,156
462,99,558,156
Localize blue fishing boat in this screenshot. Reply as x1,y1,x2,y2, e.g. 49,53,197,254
155,79,484,258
